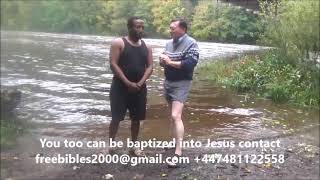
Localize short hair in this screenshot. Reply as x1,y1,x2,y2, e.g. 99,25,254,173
127,16,142,29
171,18,188,32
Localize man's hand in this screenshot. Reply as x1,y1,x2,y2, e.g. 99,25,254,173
159,53,182,69
159,54,171,65
126,81,140,93
136,81,144,89
159,56,165,67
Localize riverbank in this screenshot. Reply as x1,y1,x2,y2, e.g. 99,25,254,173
0,124,319,179
0,119,23,148
195,51,320,108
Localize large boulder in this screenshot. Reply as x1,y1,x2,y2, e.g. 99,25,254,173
1,88,21,115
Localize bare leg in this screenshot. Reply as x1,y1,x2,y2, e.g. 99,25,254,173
170,101,184,156
109,120,120,141
107,120,120,154
131,120,140,142
168,103,176,140
130,120,146,156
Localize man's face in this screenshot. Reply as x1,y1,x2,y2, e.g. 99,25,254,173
129,19,144,40
170,21,185,40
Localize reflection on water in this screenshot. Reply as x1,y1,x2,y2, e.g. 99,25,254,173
1,31,319,142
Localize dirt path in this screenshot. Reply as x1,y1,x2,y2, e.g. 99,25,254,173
1,126,319,180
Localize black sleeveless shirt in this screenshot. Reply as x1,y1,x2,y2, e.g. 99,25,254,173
115,37,148,83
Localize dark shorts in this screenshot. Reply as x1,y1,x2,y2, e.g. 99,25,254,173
164,80,192,103
110,79,147,122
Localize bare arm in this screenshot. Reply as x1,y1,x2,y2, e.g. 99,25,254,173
167,60,181,69
137,45,153,88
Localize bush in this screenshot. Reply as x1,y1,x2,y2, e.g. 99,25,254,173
191,1,261,43
1,120,22,148
245,51,318,106
258,0,319,64
197,50,319,107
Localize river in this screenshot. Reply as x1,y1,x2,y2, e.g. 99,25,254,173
1,31,319,143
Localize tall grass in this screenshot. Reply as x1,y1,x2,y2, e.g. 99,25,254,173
196,50,319,107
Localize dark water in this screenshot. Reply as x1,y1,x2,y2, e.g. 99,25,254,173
1,31,319,142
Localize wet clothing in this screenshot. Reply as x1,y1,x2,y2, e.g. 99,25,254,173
110,38,148,121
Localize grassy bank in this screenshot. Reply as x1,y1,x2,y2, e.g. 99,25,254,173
0,119,25,148
196,50,320,107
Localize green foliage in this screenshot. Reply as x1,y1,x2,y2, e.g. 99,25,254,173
1,0,30,30
196,0,320,106
196,60,235,85
1,0,110,34
134,0,156,37
0,120,22,148
151,0,188,37
197,51,319,106
258,0,320,63
191,1,261,43
1,0,261,43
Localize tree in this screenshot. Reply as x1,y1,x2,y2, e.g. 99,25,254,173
258,0,320,63
192,1,260,43
151,0,188,37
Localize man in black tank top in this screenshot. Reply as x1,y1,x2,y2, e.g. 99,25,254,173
108,17,153,155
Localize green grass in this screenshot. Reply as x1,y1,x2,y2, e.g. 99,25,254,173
0,119,24,148
196,51,320,107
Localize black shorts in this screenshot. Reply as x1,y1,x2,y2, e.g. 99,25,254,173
110,79,147,122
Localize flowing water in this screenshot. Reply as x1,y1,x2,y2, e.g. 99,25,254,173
1,31,319,143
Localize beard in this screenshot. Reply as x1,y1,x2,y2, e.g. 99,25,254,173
129,30,143,40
